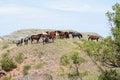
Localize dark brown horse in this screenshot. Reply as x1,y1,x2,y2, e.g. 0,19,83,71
30,34,42,43
56,31,69,39
88,35,99,41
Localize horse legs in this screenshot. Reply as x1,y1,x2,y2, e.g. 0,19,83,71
42,37,46,45
78,36,80,39
96,38,99,42
72,35,74,39
16,43,19,46
89,37,94,41
43,41,45,45
25,40,28,45
37,39,39,43
31,39,33,44
52,38,54,42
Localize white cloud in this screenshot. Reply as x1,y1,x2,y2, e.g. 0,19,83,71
47,1,109,13
0,5,24,15
0,1,110,17
0,4,48,18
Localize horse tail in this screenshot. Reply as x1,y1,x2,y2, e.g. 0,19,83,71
78,33,82,38
72,35,74,39
97,37,99,42
80,34,83,38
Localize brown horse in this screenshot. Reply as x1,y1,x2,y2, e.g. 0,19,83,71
30,34,42,43
88,35,99,42
56,31,69,39
49,31,56,42
42,31,56,43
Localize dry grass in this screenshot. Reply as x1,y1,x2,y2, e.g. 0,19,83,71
0,38,104,80
0,29,104,80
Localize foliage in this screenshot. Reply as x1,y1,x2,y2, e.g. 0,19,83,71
15,53,25,64
68,71,78,78
82,40,103,60
105,3,120,67
0,53,17,72
70,52,85,65
34,62,45,69
60,55,70,66
60,51,85,80
80,70,90,77
82,39,120,67
2,44,9,50
23,65,31,76
2,52,10,58
57,66,69,77
98,69,119,80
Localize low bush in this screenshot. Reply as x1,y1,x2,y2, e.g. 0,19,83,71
23,65,31,76
15,53,25,64
1,57,17,72
98,69,119,80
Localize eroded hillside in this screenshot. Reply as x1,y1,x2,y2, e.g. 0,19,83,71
0,29,106,80
0,37,102,80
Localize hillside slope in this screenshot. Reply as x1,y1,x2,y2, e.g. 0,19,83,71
0,38,102,80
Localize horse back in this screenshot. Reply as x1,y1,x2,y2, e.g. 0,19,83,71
88,35,99,41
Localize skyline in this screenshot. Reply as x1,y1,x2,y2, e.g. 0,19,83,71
0,0,120,37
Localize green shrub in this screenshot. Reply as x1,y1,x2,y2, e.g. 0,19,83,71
34,62,45,69
68,71,82,80
98,69,119,80
80,70,90,77
60,55,70,66
15,53,25,63
60,52,85,80
2,44,9,50
23,65,31,76
1,57,17,72
2,52,10,58
68,71,78,78
70,52,85,65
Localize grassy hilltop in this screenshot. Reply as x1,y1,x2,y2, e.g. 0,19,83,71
2,29,103,40
0,29,104,80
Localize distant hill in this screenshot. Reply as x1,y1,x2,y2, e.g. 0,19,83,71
0,36,3,42
2,29,103,41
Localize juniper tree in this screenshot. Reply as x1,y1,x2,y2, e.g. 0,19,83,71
106,3,120,67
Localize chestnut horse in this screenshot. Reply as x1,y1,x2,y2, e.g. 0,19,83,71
56,31,69,39
88,35,99,42
42,31,56,43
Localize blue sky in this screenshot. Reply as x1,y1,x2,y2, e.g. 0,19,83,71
0,0,119,37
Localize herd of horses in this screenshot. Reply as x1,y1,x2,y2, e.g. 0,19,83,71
16,30,99,46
